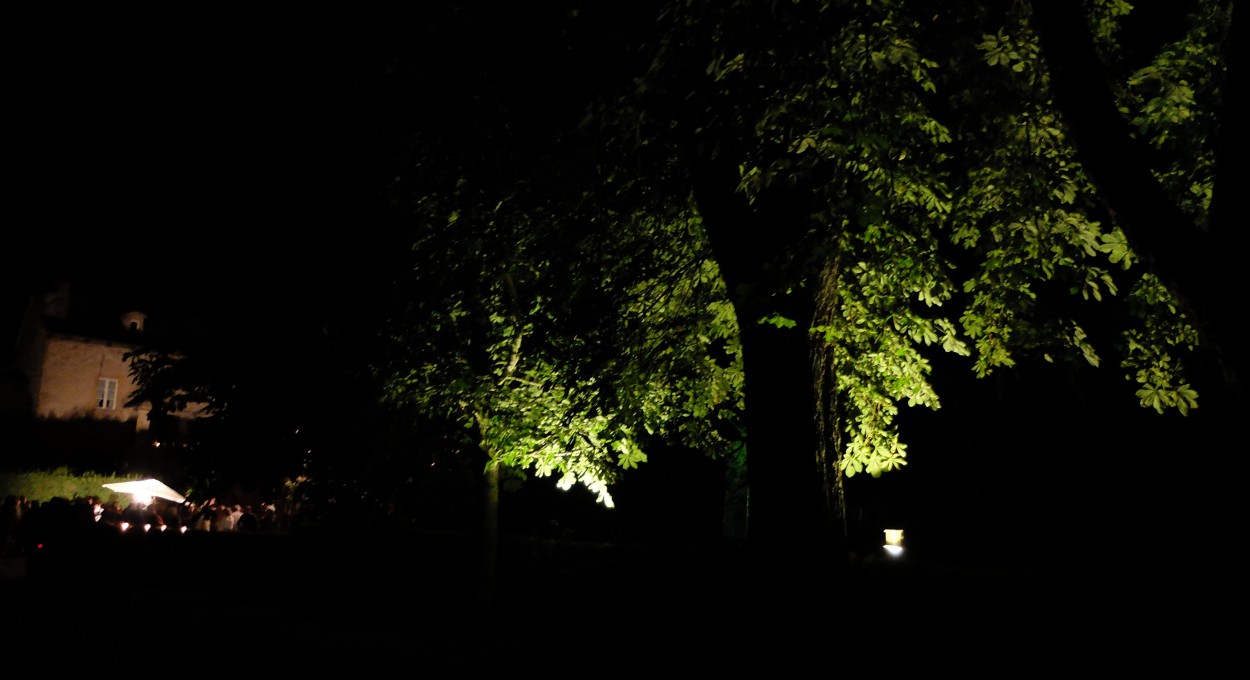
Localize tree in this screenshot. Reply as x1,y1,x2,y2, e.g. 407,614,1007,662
1031,0,1243,397
122,302,363,505
123,0,1238,601
342,2,742,608
583,0,1236,579
373,129,745,607
365,0,1235,585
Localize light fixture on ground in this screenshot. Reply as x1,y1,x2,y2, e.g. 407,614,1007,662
883,529,904,557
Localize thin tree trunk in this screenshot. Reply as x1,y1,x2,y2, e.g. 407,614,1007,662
477,457,499,613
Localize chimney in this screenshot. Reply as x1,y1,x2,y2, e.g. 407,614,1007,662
44,282,70,320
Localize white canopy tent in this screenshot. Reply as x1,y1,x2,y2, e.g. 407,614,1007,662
102,479,187,504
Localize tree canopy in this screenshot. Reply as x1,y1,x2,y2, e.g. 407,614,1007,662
123,0,1238,561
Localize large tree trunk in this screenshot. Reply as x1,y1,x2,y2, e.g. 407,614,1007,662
693,165,848,597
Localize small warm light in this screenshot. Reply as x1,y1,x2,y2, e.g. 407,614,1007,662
179,526,188,534
883,528,904,557
153,441,162,448
159,525,167,532
120,522,130,532
143,524,152,533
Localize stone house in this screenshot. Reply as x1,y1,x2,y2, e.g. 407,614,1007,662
10,283,207,467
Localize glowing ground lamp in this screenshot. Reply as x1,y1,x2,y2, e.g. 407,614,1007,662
883,529,904,557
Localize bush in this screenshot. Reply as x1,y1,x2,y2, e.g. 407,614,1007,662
0,467,142,506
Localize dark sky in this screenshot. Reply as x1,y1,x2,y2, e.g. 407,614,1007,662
7,9,408,347
5,2,675,380
6,3,1221,306
8,3,659,326
13,7,371,291
8,8,461,359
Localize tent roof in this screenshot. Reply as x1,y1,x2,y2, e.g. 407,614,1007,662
102,479,186,504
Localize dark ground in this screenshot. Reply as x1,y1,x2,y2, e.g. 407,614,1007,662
2,526,1245,676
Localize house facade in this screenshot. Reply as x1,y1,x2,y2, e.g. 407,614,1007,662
13,283,206,441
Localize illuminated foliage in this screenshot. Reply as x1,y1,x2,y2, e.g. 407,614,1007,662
123,0,1234,537
609,0,1228,486
375,165,743,505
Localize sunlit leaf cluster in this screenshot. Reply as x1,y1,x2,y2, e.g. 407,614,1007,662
1093,0,1230,230
628,0,1223,479
376,161,743,504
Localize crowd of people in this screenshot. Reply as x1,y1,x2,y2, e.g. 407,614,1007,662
1,493,287,560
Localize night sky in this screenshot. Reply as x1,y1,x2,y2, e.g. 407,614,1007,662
6,4,1246,580
13,7,371,302
8,4,663,355
8,8,429,358
9,4,663,327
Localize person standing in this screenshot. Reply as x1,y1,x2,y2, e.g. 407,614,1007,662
215,503,235,532
236,505,259,533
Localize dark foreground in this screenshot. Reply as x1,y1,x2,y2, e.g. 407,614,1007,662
3,527,1246,676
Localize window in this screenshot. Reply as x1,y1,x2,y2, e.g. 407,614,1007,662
120,310,147,332
97,378,118,410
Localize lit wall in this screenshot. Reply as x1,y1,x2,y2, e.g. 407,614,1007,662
32,335,150,429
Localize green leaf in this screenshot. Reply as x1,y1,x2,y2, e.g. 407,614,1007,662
758,314,798,329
